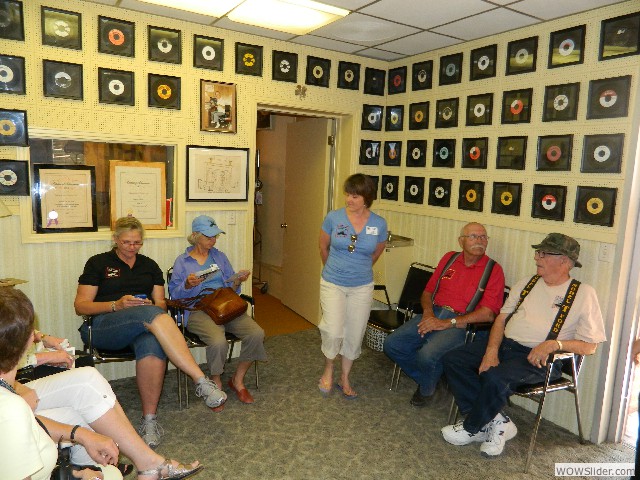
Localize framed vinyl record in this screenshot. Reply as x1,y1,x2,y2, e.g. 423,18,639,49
462,138,488,169
466,93,493,126
385,105,404,132
359,140,381,166
148,26,181,64
406,140,427,168
337,61,360,90
98,16,134,57
542,82,580,122
0,109,27,146
435,97,459,128
574,186,617,227
433,139,455,168
364,67,385,95
581,134,624,173
388,66,406,95
409,102,429,130
599,12,640,60
0,54,25,95
548,25,585,68
459,180,484,212
404,176,425,205
439,52,462,86
587,75,631,119
492,182,522,216
41,7,82,50
381,175,399,201
0,160,28,196
537,135,573,171
470,44,497,81
412,60,432,91
235,43,262,76
43,60,83,100
98,68,134,105
306,56,330,88
428,178,451,208
496,136,527,170
501,88,533,124
506,36,537,75
194,35,223,71
532,184,567,221
148,73,180,109
361,104,383,131
0,0,24,40
384,141,402,166
272,50,297,83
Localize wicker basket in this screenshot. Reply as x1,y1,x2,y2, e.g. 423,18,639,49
364,325,388,352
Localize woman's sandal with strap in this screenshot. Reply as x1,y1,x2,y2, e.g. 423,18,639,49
138,459,204,480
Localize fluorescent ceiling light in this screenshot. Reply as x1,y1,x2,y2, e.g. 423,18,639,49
135,0,243,18
228,0,350,35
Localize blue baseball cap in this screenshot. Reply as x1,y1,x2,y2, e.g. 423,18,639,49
192,215,225,237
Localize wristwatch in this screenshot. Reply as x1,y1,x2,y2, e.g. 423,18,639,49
450,317,457,328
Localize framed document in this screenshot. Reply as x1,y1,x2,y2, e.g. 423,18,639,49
187,146,249,202
200,80,236,133
33,164,97,233
109,161,166,229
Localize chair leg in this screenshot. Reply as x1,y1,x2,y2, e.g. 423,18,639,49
389,364,401,391
573,387,585,444
177,368,183,410
524,393,548,473
254,360,259,390
447,396,459,425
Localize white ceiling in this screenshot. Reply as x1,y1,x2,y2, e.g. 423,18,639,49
86,0,628,61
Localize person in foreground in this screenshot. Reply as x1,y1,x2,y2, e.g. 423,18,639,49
318,173,387,398
383,222,505,407
0,288,203,480
441,233,606,457
169,215,266,411
75,217,226,448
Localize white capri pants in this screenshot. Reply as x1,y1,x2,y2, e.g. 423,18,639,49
319,278,374,361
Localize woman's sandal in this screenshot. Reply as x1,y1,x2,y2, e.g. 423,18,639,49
335,383,358,400
318,378,332,396
138,459,204,480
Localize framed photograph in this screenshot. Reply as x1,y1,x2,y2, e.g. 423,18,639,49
0,54,25,95
384,141,401,166
581,133,624,173
542,82,580,122
587,75,631,119
0,160,29,195
194,35,223,71
148,73,180,109
200,80,236,133
98,68,134,105
439,52,463,86
98,16,134,57
337,61,359,90
381,175,399,201
409,102,429,130
599,12,640,60
496,136,527,170
548,25,585,68
361,104,383,131
574,186,617,227
532,184,567,221
491,182,522,216
435,97,459,128
388,66,407,94
0,108,27,146
459,180,484,212
462,137,488,169
433,139,455,168
41,7,82,50
428,178,451,207
186,145,249,202
466,93,493,126
306,56,330,88
404,176,425,204
272,50,297,83
359,140,381,166
148,26,181,64
33,164,97,233
385,105,404,132
537,135,573,171
364,67,385,95
506,36,538,75
501,88,533,124
406,140,427,167
43,60,83,100
412,60,432,91
470,44,497,81
235,43,262,76
0,0,24,40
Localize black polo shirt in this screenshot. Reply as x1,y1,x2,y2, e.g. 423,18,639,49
78,249,165,302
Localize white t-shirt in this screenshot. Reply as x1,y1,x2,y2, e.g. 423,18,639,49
0,387,57,480
503,276,606,348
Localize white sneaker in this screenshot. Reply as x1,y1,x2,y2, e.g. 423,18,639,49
195,377,227,408
480,415,518,457
138,415,164,449
441,420,488,445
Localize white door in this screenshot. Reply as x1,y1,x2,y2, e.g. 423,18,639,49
280,117,332,324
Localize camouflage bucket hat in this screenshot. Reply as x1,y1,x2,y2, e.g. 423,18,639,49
532,233,582,268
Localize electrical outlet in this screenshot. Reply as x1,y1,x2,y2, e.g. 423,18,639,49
598,244,614,262
228,212,236,225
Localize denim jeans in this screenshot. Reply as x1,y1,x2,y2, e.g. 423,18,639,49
383,306,467,396
443,337,560,433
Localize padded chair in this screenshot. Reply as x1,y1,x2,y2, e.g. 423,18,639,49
365,262,434,390
80,315,136,364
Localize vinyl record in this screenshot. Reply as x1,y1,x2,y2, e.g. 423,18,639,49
442,106,453,121
0,55,24,94
581,133,624,173
406,140,426,167
473,103,485,117
271,50,297,82
491,183,521,216
364,67,385,95
0,118,18,137
306,56,330,87
108,28,125,46
477,55,490,70
537,135,572,171
0,109,28,146
312,65,323,79
462,138,488,168
574,186,617,226
0,64,14,84
155,82,172,100
587,76,631,119
202,46,216,61
428,178,451,207
408,101,429,130
157,38,173,53
0,168,17,186
384,141,401,166
390,112,399,124
543,83,579,121
0,160,29,195
149,26,181,64
404,176,425,204
469,146,481,160
361,105,382,131
497,136,527,170
444,63,456,77
344,69,354,82
52,19,71,38
359,140,380,166
433,139,455,168
195,35,224,71
458,180,484,212
558,38,575,56
553,94,569,111
531,184,566,221
546,145,562,162
108,79,125,96
381,175,399,201
44,61,83,99
149,74,180,109
417,70,427,83
337,61,359,90
412,60,432,91
510,99,523,115
393,74,402,87
515,48,529,64
502,88,532,124
367,112,378,125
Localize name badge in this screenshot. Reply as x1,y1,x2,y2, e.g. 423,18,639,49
366,226,378,235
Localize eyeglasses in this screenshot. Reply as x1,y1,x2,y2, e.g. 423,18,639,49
119,240,144,247
348,234,358,253
460,234,489,241
534,250,563,258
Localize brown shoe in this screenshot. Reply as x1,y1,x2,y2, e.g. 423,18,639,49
227,379,255,404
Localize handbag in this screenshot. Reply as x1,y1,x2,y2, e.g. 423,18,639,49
169,287,247,325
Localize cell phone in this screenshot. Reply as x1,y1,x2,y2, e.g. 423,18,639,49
134,294,147,299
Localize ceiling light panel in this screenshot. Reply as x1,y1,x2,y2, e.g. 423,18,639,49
134,0,243,17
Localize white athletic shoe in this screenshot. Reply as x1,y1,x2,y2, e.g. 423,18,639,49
480,415,518,457
441,420,488,445
138,415,164,449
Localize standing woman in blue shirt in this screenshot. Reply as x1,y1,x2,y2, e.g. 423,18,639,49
318,174,387,398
